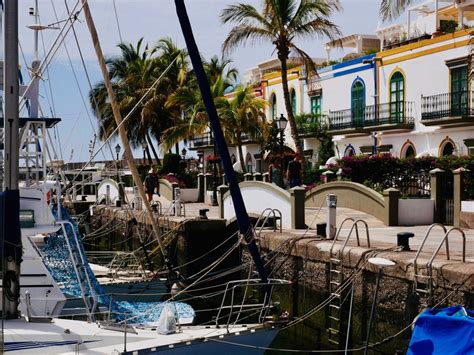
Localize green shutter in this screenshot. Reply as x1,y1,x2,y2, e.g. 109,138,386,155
451,66,468,116
389,72,404,121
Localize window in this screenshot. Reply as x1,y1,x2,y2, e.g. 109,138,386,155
390,71,405,122
291,89,297,115
351,80,365,126
450,66,468,116
405,145,415,158
271,94,277,120
401,140,416,158
344,145,356,157
310,96,322,116
442,142,455,156
390,72,404,121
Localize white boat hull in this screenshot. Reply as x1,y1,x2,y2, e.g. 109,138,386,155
3,318,280,354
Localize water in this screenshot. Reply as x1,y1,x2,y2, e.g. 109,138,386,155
269,284,410,354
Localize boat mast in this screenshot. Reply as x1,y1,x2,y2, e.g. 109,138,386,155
80,1,171,269
174,0,268,285
2,0,22,318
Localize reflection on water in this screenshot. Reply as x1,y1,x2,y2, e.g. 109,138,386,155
269,284,410,354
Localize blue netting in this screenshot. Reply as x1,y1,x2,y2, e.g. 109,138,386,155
41,207,194,324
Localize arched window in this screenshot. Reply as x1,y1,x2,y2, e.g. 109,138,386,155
290,89,297,115
230,154,236,164
405,145,415,158
401,140,416,158
390,72,405,120
351,80,365,126
270,94,277,121
344,145,356,157
441,141,455,156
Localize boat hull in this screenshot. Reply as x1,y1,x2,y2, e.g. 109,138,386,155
123,327,279,354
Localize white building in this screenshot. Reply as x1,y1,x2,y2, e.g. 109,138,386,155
188,0,474,174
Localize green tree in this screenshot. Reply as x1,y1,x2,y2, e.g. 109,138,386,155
89,38,190,164
160,56,238,151
221,0,341,165
379,0,415,21
218,84,269,173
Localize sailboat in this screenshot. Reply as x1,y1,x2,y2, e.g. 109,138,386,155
0,0,287,353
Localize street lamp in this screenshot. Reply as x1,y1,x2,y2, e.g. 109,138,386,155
141,141,148,165
275,114,288,188
115,144,121,161
115,143,122,206
181,147,187,160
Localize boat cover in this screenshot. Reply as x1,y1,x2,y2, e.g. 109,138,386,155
407,305,474,355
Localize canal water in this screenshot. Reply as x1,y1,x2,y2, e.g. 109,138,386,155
269,284,410,354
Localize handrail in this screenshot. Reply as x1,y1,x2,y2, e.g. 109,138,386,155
58,220,98,322
413,223,448,277
255,208,282,236
428,227,466,265
329,218,371,265
215,278,290,330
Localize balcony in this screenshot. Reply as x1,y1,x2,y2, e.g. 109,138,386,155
328,102,414,135
297,120,326,138
188,133,214,150
421,92,474,127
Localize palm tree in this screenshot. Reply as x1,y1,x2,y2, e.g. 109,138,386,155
379,0,414,21
90,38,160,163
90,38,190,164
160,56,238,151
151,38,190,155
221,0,341,164
218,84,269,173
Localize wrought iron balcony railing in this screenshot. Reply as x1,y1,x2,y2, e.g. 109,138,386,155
328,101,414,131
421,91,474,121
188,133,214,149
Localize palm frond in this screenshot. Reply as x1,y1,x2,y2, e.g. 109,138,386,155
380,0,415,21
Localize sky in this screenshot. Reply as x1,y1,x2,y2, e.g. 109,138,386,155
15,0,387,162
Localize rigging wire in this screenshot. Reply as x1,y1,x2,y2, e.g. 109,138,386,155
49,0,109,163
19,0,84,111
62,0,117,162
111,0,123,43
68,54,179,184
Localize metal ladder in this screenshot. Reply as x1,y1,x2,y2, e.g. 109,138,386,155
414,224,466,306
58,220,98,322
327,218,371,346
413,223,446,305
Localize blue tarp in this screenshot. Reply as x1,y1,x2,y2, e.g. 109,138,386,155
408,306,474,355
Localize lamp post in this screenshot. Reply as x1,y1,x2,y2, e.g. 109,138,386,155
275,114,288,188
115,143,121,205
211,148,219,206
181,147,187,172
141,141,148,165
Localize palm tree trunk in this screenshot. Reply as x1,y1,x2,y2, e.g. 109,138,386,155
237,132,246,174
146,132,161,166
278,53,305,168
